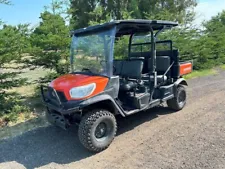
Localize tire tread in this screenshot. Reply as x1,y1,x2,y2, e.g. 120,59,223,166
78,109,117,152
167,85,186,111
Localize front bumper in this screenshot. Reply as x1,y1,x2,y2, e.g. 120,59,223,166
41,85,82,114
46,109,70,129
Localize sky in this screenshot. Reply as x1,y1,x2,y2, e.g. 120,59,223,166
195,0,225,25
0,0,52,26
0,0,225,27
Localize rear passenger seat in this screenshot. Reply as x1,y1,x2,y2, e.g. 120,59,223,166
114,55,171,76
114,54,171,84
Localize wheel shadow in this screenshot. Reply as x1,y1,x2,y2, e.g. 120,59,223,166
0,106,174,169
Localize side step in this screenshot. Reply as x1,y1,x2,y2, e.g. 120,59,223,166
123,99,161,116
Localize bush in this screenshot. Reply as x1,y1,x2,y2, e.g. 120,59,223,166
0,93,32,127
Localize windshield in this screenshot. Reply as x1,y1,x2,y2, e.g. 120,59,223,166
70,27,116,77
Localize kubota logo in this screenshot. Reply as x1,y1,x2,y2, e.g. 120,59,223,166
184,67,192,72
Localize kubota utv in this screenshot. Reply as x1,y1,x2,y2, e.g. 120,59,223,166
41,20,192,152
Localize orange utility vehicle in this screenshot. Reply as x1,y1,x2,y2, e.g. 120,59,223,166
41,20,192,152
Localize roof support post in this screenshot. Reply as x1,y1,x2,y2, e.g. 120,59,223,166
150,27,156,73
128,34,134,58
154,26,167,40
150,26,168,87
149,27,157,87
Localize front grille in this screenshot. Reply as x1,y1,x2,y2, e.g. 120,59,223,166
57,91,67,102
47,88,67,103
47,87,56,99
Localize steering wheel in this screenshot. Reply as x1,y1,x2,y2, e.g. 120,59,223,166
100,60,106,67
113,65,116,74
82,68,93,73
100,60,117,74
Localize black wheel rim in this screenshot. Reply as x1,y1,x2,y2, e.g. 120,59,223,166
178,90,186,104
95,122,107,139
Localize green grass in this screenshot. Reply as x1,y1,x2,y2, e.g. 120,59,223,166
220,64,225,70
19,68,51,83
184,69,218,79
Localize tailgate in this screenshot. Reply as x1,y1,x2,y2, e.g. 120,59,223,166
179,61,193,76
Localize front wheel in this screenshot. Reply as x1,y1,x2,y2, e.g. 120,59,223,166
167,85,187,111
78,109,117,152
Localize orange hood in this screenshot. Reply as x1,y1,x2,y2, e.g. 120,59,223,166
50,74,109,100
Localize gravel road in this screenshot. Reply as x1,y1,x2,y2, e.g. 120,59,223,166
0,71,225,169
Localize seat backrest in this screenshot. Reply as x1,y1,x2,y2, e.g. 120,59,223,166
148,56,171,75
130,52,150,74
114,60,123,75
156,56,171,75
120,60,143,79
130,51,172,74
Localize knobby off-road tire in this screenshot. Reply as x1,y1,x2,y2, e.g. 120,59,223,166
167,85,187,111
78,109,117,152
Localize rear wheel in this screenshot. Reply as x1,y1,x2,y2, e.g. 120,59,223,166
167,85,187,111
78,109,117,152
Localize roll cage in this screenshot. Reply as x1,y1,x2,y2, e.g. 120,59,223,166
71,20,178,78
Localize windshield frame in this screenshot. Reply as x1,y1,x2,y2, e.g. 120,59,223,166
70,26,116,77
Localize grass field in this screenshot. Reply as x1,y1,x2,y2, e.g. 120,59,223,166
184,69,218,79
220,64,225,70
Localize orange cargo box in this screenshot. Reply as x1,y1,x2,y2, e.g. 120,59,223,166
179,61,193,76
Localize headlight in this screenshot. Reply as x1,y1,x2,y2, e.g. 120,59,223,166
69,83,96,99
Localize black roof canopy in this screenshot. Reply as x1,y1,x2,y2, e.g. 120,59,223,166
73,20,178,37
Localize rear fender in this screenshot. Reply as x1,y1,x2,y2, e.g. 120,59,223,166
174,78,188,87
173,78,188,97
80,94,125,117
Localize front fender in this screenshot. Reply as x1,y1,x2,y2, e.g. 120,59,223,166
80,94,125,117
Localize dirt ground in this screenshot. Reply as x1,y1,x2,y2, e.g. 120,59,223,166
0,71,225,169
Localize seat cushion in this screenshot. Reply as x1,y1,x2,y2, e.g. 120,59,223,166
120,80,137,91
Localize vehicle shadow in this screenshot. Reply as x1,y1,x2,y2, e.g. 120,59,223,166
116,106,175,135
0,106,174,169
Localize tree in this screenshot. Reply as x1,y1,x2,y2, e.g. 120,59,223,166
0,0,11,24
29,1,70,75
143,0,197,23
0,24,30,113
70,0,96,28
0,0,10,4
70,0,197,29
203,10,225,65
0,0,30,118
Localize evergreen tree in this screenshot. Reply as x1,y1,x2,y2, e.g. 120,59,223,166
70,0,197,29
0,0,10,4
29,0,70,75
0,24,30,113
202,11,225,66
